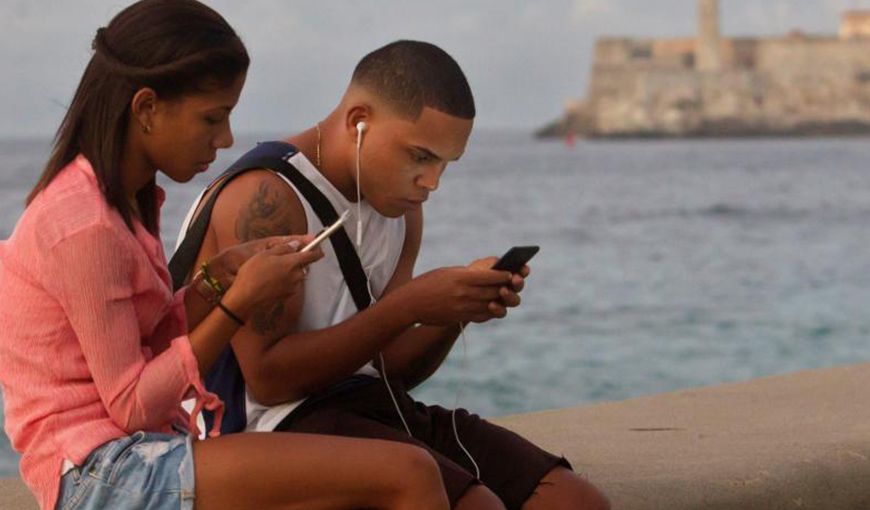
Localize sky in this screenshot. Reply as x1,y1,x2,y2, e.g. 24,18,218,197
0,0,866,138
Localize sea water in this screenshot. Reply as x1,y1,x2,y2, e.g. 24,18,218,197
1,131,869,475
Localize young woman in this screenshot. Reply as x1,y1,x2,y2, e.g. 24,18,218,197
0,1,449,509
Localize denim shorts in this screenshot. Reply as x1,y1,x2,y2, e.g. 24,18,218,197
56,431,196,510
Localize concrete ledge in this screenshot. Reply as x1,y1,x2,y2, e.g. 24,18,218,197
0,478,35,510
4,363,870,509
491,363,870,509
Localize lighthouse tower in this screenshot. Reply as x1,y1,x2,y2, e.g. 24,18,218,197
697,0,722,71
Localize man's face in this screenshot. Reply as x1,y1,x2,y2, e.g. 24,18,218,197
358,106,473,218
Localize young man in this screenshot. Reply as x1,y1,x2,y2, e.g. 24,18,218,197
174,41,609,510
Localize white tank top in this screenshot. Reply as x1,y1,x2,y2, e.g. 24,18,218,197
176,148,406,432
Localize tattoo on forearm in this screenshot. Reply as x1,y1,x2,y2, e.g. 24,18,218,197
251,300,286,336
235,181,294,241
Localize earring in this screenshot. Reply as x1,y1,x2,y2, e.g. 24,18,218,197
142,124,152,134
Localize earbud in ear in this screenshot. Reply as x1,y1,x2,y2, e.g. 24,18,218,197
354,121,366,246
356,121,367,150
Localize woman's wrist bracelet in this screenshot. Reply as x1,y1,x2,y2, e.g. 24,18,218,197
191,270,221,305
200,261,225,296
216,300,245,326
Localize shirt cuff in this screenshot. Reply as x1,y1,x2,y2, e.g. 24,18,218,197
172,336,225,439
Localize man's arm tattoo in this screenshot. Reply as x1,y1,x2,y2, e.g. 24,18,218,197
251,300,287,336
235,180,297,334
235,181,295,241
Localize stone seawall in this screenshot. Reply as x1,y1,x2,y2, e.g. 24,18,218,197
4,363,870,508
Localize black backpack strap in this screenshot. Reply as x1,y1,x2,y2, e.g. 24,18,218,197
169,182,226,290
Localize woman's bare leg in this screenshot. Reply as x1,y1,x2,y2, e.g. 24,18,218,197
193,432,449,510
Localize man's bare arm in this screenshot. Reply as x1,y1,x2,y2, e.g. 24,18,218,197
378,209,527,389
378,209,464,388
230,177,303,336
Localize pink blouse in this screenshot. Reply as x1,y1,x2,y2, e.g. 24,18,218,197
0,155,222,509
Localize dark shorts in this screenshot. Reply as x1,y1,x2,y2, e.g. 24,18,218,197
274,376,570,509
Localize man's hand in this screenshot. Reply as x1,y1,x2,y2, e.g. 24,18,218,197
468,256,530,318
397,258,531,326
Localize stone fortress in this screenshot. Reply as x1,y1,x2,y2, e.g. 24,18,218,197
539,0,870,138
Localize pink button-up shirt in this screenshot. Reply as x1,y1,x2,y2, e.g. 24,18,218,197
0,156,222,509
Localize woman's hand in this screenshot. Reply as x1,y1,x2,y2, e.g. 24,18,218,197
208,234,313,289
216,236,323,320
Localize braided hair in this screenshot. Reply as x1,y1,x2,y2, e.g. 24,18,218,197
28,0,249,234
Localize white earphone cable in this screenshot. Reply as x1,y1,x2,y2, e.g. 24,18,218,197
379,323,480,480
452,322,481,480
378,352,413,437
355,124,364,247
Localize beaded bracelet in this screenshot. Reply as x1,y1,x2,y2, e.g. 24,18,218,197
191,269,221,305
200,261,225,296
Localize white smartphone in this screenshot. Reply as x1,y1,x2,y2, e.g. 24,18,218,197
299,210,351,253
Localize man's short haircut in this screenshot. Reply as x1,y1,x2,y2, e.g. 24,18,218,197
351,40,475,120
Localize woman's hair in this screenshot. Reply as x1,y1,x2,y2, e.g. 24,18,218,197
27,0,249,233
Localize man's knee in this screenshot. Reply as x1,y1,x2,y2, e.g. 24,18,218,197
523,466,610,510
455,484,507,510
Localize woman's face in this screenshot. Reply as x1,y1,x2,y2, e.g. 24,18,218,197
146,73,246,183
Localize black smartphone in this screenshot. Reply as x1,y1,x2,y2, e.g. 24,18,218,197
491,246,539,273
